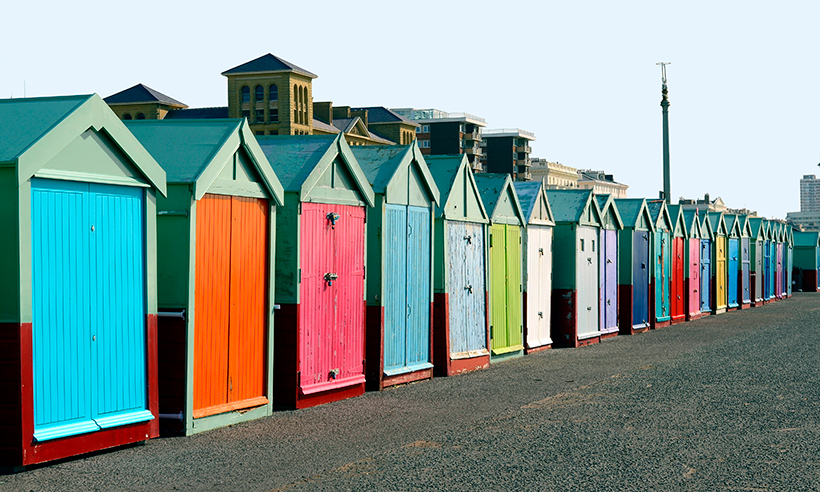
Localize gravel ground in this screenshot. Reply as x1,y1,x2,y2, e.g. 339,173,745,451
3,294,818,491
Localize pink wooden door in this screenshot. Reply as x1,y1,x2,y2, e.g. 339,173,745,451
299,203,365,395
688,238,701,316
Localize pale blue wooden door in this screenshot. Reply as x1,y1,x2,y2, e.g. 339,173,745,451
406,206,432,369
30,179,151,442
383,204,408,374
447,221,487,356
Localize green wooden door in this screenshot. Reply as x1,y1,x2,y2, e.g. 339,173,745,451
490,224,523,355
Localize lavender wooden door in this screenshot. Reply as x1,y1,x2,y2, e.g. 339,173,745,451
599,229,617,333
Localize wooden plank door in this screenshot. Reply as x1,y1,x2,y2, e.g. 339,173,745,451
754,240,763,302
194,194,268,418
463,223,488,355
655,232,670,322
764,241,772,300
504,225,523,351
741,238,751,303
576,226,599,338
599,230,617,331
727,238,739,308
332,205,366,387
405,206,432,369
701,240,712,312
671,237,685,320
688,239,701,316
632,231,650,328
383,204,408,374
525,225,552,348
715,237,727,310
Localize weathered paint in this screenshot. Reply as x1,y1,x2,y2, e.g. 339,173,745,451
599,229,618,333
577,226,600,339
688,238,701,318
524,225,553,349
671,236,685,323
776,242,784,299
741,237,751,305
764,239,773,300
654,231,671,323
299,203,366,395
447,222,488,356
715,236,727,312
614,198,653,335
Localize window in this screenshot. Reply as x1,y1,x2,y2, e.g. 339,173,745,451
256,131,265,136
270,108,279,123
580,239,585,251
255,109,265,124
123,113,132,120
592,240,595,252
242,109,250,121
415,127,421,133
419,140,430,148
136,113,145,120
271,130,279,135
269,84,278,101
255,85,264,102
241,86,250,103
422,125,429,133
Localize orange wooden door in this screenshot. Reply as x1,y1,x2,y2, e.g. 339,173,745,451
194,194,269,418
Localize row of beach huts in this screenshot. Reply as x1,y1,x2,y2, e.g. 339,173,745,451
1,94,819,468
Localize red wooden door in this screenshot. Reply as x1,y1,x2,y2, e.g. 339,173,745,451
670,237,685,321
299,203,365,395
194,194,269,418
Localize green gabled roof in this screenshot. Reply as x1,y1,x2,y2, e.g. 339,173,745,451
613,198,655,231
646,200,673,232
748,217,766,239
474,173,526,226
0,95,91,162
737,215,753,237
594,194,623,230
723,214,742,238
513,181,554,226
708,211,727,236
666,204,689,238
425,155,488,222
125,118,283,205
700,212,715,239
681,209,703,239
0,93,166,195
794,231,820,247
545,188,601,226
256,134,374,206
350,143,439,205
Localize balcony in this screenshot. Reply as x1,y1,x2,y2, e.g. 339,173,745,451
515,172,532,181
463,131,480,141
515,159,531,168
465,145,482,156
515,145,531,153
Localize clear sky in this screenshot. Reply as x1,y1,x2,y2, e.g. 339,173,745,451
2,0,815,218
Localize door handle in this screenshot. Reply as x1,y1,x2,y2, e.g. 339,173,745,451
324,272,339,285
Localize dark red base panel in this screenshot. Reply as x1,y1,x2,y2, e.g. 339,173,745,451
432,293,490,377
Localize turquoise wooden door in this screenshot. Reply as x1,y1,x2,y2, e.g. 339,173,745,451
31,179,152,442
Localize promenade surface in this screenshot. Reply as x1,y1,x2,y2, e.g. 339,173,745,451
3,293,819,491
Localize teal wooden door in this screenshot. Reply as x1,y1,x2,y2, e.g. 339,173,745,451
30,179,152,442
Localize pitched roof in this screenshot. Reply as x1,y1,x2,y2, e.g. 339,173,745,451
164,107,229,119
312,118,340,134
255,134,338,191
0,95,89,162
474,173,525,225
613,198,648,228
350,106,419,126
513,181,543,220
351,144,439,203
103,83,187,107
545,189,594,223
332,117,395,144
124,118,283,204
124,119,242,182
221,53,317,78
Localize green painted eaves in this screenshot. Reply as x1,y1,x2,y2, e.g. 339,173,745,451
425,154,488,222
793,231,820,247
647,200,673,232
2,94,166,195
513,181,555,226
594,194,623,230
613,198,655,231
545,189,597,224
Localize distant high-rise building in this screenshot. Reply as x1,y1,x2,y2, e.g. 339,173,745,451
800,174,820,212
480,128,536,181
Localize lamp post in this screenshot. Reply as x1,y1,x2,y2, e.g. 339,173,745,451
657,62,671,204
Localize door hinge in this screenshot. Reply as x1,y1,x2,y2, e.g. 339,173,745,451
299,268,302,283
298,202,302,215
363,266,366,279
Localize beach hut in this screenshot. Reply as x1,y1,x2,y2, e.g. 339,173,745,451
257,134,375,409
681,209,703,320
708,212,729,314
125,119,283,435
793,231,820,292
646,201,673,328
786,225,794,297
546,189,603,347
748,217,767,305
0,94,166,467
595,195,623,337
774,222,785,300
764,220,775,302
613,198,654,335
700,213,715,315
475,174,526,362
351,145,440,390
426,155,490,376
737,216,753,309
514,181,555,353
723,214,742,311
666,205,688,325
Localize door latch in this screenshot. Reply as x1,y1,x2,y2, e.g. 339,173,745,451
327,212,340,229
539,247,544,256
464,235,472,244
465,285,473,294
329,368,339,379
538,311,543,318
324,272,339,285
